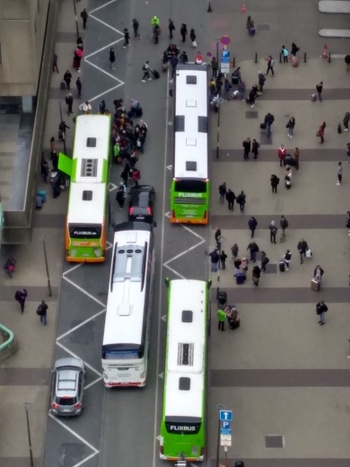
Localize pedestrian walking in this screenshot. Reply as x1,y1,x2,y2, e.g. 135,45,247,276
37,300,48,325
76,77,82,98
314,265,325,283
316,81,323,101
132,18,141,38
82,101,92,114
53,53,59,73
41,158,49,183
270,174,280,193
231,243,239,260
246,15,254,34
65,93,73,115
141,61,152,82
297,238,309,264
294,147,300,170
337,162,343,185
247,241,259,263
151,15,160,28
80,8,88,29
211,57,218,78
260,250,269,272
58,121,70,144
170,54,178,79
190,28,197,47
109,47,116,69
317,122,326,144
264,112,275,137
280,215,289,237
216,74,223,96
316,301,328,325
214,227,222,250
218,182,227,203
266,55,275,76
220,251,228,270
277,144,286,167
258,71,266,93
217,308,226,331
236,191,246,213
269,221,278,244
283,249,292,270
248,216,258,238
180,23,187,42
252,265,261,286
248,85,258,108
99,100,106,114
281,45,289,63
168,19,175,39
63,70,72,89
343,112,350,132
15,288,28,314
242,137,251,160
209,78,216,97
285,167,292,189
123,28,130,48
224,79,231,100
209,249,220,273
252,139,260,159
116,182,126,209
291,42,300,56
225,189,236,211
286,117,295,138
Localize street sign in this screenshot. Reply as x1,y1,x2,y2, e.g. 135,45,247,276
220,35,231,45
219,410,233,421
220,434,232,447
220,63,230,74
220,427,232,436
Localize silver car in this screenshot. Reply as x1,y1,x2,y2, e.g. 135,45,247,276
50,357,85,416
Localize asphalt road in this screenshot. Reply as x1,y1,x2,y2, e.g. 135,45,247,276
43,1,209,467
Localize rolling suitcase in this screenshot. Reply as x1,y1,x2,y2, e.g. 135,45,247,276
279,260,285,272
249,27,256,36
236,273,245,285
218,291,227,306
152,69,160,79
60,80,66,90
311,278,320,291
260,122,266,129
290,55,299,67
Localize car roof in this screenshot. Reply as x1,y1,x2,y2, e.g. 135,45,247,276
130,184,154,193
54,357,85,370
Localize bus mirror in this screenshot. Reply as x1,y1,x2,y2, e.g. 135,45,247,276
164,277,170,288
207,279,212,289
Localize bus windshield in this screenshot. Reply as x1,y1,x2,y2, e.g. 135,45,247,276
69,224,102,238
174,179,207,193
165,417,201,435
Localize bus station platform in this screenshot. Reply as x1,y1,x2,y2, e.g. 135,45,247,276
319,1,350,13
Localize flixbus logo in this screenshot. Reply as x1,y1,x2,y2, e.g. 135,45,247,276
169,425,196,432
177,193,203,198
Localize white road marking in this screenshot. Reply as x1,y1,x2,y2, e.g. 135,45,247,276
56,341,103,377
57,308,106,341
85,376,103,390
63,274,106,307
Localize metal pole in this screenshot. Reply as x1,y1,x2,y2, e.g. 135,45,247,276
216,404,225,467
24,403,34,467
42,235,52,297
216,41,219,63
72,0,80,39
224,446,228,467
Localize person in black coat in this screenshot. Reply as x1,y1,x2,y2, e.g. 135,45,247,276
242,137,251,160
297,238,309,264
225,189,236,211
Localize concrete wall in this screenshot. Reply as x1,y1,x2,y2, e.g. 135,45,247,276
0,0,49,97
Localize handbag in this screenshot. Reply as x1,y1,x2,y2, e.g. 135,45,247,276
306,249,312,258
192,40,197,48
316,130,321,137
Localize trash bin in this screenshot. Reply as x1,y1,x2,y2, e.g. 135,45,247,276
218,290,227,306
235,462,245,467
231,73,239,85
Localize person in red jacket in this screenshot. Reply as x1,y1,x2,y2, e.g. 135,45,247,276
277,144,286,167
195,52,203,65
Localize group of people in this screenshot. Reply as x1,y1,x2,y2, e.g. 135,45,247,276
218,183,247,212
217,304,240,331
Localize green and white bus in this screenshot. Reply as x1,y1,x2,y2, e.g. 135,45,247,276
160,278,211,462
59,114,111,262
170,64,209,225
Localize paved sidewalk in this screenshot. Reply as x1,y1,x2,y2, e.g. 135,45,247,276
0,0,88,465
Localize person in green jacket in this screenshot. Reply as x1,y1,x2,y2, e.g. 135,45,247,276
217,308,226,331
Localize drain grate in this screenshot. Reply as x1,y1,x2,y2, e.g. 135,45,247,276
265,435,284,448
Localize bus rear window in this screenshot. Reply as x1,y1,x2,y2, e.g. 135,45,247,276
69,224,101,238
174,180,207,193
165,419,201,435
102,344,142,359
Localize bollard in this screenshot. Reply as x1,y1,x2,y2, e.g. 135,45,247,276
279,53,282,63
328,52,331,63
255,52,257,64
207,2,212,12
304,52,307,63
232,57,236,67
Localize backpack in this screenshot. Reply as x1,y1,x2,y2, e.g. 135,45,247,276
271,225,277,234
270,59,275,67
142,64,147,71
316,304,321,315
15,291,21,301
36,305,43,316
